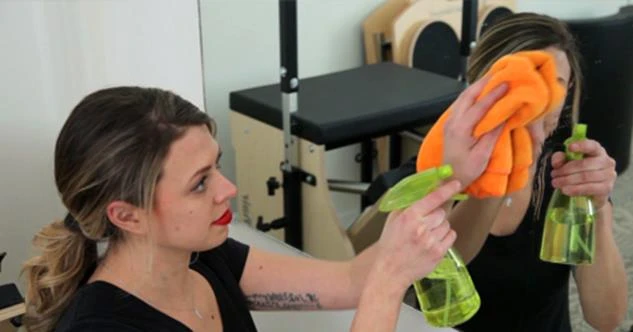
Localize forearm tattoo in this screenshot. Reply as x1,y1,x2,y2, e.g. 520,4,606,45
245,292,322,310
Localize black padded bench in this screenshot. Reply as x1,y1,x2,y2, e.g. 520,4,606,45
230,62,463,150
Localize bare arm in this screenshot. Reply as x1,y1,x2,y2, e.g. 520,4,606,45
445,109,552,264
433,77,511,263
239,244,379,311
447,197,503,263
239,181,461,318
350,259,407,332
239,248,350,310
573,204,627,331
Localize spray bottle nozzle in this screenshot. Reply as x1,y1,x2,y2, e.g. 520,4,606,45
379,165,467,212
564,123,588,161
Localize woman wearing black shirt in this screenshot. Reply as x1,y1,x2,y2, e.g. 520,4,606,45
22,86,464,332
439,13,627,331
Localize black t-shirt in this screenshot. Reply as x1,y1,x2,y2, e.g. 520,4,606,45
457,119,574,332
54,238,257,332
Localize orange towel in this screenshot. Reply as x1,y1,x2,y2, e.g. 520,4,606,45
416,50,566,198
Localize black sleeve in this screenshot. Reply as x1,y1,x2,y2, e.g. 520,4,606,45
62,320,142,332
220,238,250,281
200,237,250,281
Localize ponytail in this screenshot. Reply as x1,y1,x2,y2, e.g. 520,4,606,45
22,218,98,332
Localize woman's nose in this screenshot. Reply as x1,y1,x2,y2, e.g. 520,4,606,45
214,173,237,203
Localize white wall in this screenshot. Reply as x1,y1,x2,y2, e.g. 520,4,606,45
199,0,385,227
0,0,204,288
517,0,629,18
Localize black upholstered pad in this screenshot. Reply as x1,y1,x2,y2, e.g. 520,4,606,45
229,62,464,149
479,7,513,37
410,21,461,79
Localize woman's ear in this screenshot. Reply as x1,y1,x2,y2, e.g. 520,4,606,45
106,201,147,235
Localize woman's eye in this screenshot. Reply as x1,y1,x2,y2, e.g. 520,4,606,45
193,175,208,192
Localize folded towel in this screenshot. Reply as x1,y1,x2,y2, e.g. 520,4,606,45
416,50,566,198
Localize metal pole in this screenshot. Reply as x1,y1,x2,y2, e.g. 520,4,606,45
279,0,302,250
460,0,478,82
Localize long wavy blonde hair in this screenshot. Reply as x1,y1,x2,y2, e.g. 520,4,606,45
21,87,215,331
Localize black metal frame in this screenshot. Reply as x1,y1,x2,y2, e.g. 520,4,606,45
276,0,303,250
279,0,298,94
263,0,479,250
359,140,373,209
460,0,478,80
255,0,305,250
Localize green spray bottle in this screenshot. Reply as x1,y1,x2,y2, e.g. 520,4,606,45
379,165,480,327
540,123,596,265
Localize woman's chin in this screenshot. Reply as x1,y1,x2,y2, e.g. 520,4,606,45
204,227,230,249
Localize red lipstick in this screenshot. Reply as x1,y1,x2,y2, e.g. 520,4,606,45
212,209,232,226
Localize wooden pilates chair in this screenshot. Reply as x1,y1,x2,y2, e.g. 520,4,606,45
230,65,463,260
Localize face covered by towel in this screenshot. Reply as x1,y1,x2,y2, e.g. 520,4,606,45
416,50,567,198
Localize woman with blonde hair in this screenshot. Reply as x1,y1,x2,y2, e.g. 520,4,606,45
22,86,470,331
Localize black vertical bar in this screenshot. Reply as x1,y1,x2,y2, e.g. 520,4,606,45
360,140,373,209
460,0,478,80
280,0,298,93
0,252,6,273
460,0,478,57
279,0,302,250
283,169,302,249
389,134,401,169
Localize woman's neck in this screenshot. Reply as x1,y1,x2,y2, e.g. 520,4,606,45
91,239,196,310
